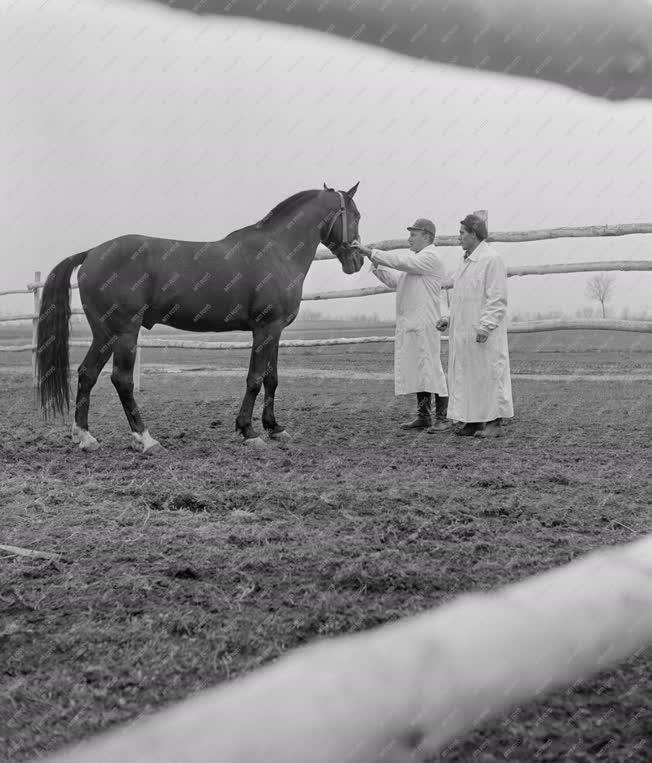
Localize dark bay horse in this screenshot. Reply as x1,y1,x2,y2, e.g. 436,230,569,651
36,183,363,452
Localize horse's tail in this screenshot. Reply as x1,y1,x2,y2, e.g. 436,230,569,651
36,250,89,418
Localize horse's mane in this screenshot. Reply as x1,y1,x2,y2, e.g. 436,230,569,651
255,190,319,229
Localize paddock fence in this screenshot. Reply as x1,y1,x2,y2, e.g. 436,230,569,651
1,216,651,393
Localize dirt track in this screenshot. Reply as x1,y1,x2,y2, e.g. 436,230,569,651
143,363,652,382
1,342,651,762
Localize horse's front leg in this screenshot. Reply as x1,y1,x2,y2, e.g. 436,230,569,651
235,326,277,446
260,332,290,441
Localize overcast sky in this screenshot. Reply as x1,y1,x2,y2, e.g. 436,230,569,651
1,0,651,321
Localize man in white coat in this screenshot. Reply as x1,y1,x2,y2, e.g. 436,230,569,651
352,219,450,432
436,214,513,438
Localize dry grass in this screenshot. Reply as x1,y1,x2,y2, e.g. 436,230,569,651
1,341,651,762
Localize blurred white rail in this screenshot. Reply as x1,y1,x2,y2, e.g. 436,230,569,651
39,534,652,763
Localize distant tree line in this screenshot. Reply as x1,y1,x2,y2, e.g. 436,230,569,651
299,306,650,324
509,307,649,322
297,307,384,323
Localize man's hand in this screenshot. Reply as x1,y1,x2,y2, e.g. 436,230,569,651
476,331,489,343
436,318,449,332
351,241,373,258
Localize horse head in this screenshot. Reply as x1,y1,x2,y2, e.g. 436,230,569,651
320,182,363,274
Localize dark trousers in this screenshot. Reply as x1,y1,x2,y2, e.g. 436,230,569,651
416,391,431,418
416,392,448,420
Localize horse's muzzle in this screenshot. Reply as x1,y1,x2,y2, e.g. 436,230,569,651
339,247,364,274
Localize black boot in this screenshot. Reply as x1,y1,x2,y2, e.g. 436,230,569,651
455,422,484,436
427,395,451,432
401,392,432,429
474,418,503,438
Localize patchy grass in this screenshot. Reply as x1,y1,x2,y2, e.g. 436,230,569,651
1,344,651,762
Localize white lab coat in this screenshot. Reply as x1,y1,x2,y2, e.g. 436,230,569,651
446,241,514,422
370,245,448,396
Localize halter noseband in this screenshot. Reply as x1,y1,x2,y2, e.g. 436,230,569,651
322,191,349,250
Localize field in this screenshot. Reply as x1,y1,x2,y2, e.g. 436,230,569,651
1,323,651,762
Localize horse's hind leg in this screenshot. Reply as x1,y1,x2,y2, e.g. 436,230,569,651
110,333,165,455
261,335,290,441
73,337,114,451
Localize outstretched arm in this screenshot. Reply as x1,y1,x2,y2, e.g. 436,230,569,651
371,249,443,279
143,0,652,101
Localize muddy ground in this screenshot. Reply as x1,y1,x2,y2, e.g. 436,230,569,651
1,337,651,762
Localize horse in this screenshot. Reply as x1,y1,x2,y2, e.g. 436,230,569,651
36,183,363,453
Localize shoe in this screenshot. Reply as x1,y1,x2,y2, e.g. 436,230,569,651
474,422,503,439
455,423,481,437
427,419,452,433
401,392,432,429
401,416,432,430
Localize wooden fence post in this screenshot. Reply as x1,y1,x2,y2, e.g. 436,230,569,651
31,271,41,388
473,209,488,226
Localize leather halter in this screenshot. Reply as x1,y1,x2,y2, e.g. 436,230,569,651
322,191,349,250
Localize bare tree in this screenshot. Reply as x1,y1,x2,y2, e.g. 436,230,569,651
585,273,616,318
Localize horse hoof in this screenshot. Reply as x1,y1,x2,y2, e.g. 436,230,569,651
143,442,167,456
78,437,100,452
269,430,291,441
244,436,266,449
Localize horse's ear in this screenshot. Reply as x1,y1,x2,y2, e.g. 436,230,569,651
346,181,360,198
323,182,329,190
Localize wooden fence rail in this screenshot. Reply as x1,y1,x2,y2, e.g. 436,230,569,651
139,0,652,103
1,227,651,395
314,224,652,258
2,319,652,356
0,260,649,320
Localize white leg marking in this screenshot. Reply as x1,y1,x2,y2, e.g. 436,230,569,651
269,429,291,441
132,430,164,454
78,429,100,451
244,436,266,449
